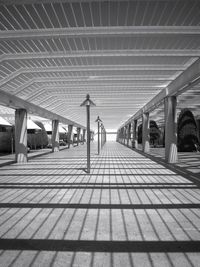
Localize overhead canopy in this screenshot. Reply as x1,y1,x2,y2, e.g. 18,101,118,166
0,0,199,130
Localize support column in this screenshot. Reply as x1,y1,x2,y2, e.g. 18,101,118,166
142,112,150,153
121,128,123,143
133,119,138,149
67,125,73,148
77,127,81,146
91,131,94,141
15,109,28,163
118,129,120,143
82,129,86,144
52,120,59,152
100,126,103,148
127,123,131,147
124,126,127,145
116,130,119,142
165,96,177,163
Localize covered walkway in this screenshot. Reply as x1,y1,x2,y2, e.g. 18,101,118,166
0,142,200,266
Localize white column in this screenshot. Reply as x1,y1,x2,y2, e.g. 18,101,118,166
127,123,131,147
67,125,73,148
15,109,28,163
142,112,150,153
165,96,177,163
82,129,86,143
133,119,138,149
77,127,81,145
52,120,59,152
124,126,127,144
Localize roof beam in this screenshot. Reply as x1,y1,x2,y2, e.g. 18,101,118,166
120,58,200,128
0,65,185,86
2,79,165,97
0,75,173,88
1,50,199,63
0,26,199,40
9,65,188,72
0,89,86,129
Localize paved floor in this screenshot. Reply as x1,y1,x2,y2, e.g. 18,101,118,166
0,142,200,267
0,145,69,167
136,145,200,176
150,149,200,175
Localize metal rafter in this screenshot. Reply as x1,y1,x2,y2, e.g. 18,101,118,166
1,26,200,40
1,51,200,63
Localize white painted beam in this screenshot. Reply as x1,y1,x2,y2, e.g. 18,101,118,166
1,26,200,40
0,50,199,63
0,65,185,87
0,89,86,129
1,79,164,98
1,75,172,89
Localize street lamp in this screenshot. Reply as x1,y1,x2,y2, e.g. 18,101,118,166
95,116,102,155
80,94,96,173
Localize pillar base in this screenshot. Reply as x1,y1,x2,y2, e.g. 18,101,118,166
16,153,28,163
143,141,150,153
166,143,177,163
53,147,59,152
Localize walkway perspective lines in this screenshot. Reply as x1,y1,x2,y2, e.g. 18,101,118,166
0,142,200,266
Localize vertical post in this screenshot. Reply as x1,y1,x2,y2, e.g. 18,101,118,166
11,128,14,154
52,120,59,152
133,119,138,149
95,116,102,154
80,94,95,174
77,127,81,146
142,112,150,153
119,129,121,143
82,129,86,144
120,128,122,143
165,96,177,163
123,126,126,145
15,109,28,163
98,121,100,154
67,125,73,148
101,125,103,148
127,123,131,147
116,130,119,142
86,105,90,173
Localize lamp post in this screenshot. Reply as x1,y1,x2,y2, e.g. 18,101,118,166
100,123,103,148
80,94,96,173
95,116,102,155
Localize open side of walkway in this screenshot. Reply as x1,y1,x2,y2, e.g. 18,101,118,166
135,144,200,177
0,142,200,267
0,145,70,167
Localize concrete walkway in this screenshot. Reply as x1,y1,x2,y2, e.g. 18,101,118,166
0,145,69,167
0,142,200,267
